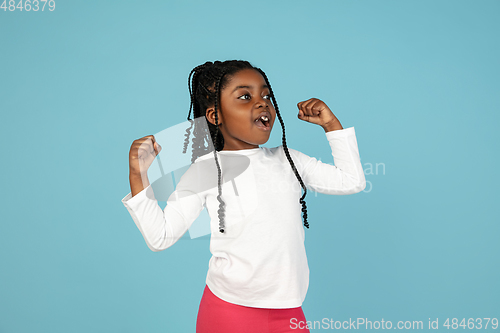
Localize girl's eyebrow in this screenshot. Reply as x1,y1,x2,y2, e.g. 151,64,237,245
232,84,268,93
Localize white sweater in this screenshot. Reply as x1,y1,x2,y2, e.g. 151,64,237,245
121,126,366,309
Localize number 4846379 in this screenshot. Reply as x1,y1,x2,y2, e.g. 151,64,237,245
1,0,55,11
443,318,498,330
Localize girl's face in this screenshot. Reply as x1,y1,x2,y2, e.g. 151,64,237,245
206,68,276,151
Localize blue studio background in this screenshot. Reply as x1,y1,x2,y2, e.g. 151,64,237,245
1,0,499,332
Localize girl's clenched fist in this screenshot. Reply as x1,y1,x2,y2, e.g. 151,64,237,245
297,98,343,131
129,135,162,176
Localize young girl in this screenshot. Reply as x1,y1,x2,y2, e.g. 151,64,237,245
121,60,366,333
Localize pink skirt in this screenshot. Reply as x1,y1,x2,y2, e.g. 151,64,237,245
196,285,311,333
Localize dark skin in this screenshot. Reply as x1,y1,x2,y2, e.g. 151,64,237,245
205,68,276,151
205,69,343,151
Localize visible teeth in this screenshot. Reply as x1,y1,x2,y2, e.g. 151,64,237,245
260,116,269,121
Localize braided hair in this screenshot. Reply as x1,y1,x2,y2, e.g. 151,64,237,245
182,60,309,233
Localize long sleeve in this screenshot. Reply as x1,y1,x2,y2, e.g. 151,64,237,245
121,175,205,252
288,126,366,195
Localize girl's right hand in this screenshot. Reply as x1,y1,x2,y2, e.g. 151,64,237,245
128,135,162,176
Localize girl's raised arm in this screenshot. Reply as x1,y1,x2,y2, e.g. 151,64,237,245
122,135,205,252
290,98,366,195
288,127,366,195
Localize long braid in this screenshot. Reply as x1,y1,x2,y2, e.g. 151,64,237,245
183,62,213,160
183,67,197,154
184,61,231,233
255,68,309,229
213,70,227,233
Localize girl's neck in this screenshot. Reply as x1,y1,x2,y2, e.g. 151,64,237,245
218,147,261,154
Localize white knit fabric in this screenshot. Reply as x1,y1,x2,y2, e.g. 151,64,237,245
121,126,365,308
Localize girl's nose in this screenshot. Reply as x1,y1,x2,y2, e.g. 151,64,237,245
256,96,269,107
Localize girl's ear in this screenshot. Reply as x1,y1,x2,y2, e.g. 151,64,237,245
206,106,223,126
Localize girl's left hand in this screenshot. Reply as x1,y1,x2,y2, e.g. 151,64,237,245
297,98,341,130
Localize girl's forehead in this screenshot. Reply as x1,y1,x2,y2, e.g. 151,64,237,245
230,69,262,82
226,69,266,88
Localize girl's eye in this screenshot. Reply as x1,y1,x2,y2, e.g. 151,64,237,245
238,93,272,100
238,94,251,100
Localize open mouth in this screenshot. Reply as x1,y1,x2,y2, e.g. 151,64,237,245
254,115,270,130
